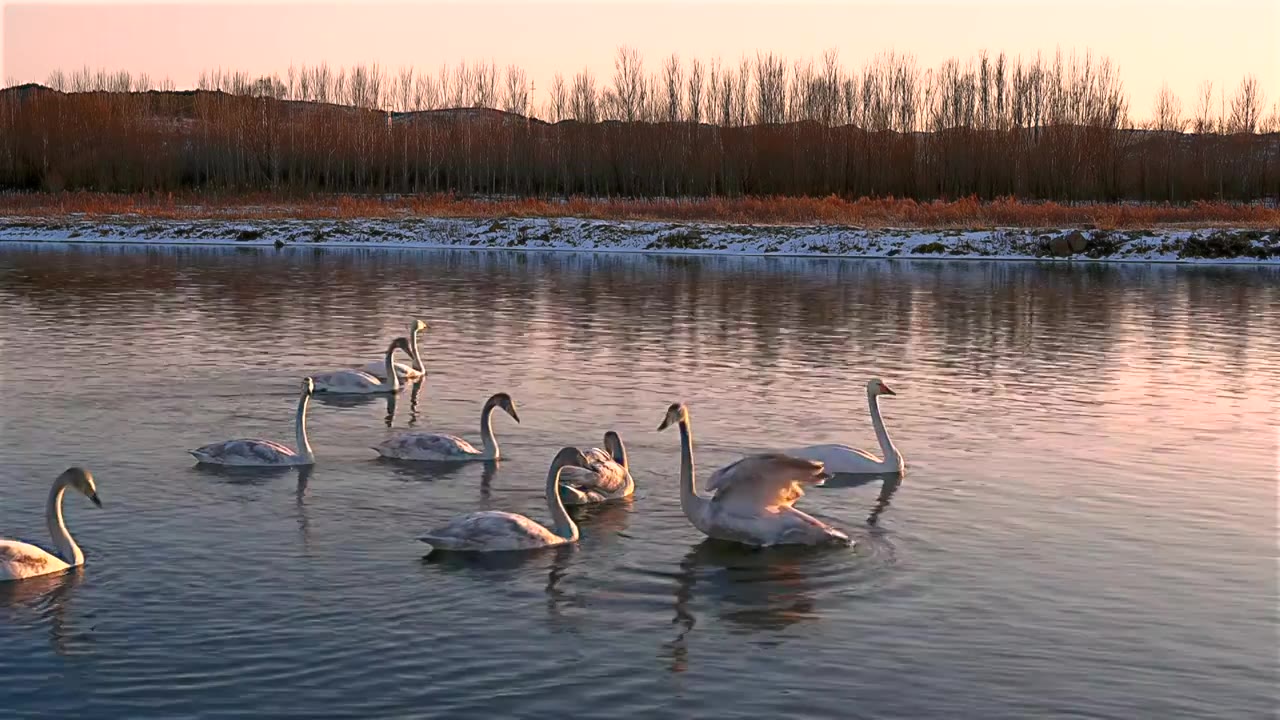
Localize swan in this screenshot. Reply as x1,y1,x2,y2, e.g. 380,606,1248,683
558,430,635,505
190,377,317,466
361,319,427,381
658,403,850,548
313,337,411,394
784,378,904,475
1,468,103,583
373,392,519,461
418,446,591,552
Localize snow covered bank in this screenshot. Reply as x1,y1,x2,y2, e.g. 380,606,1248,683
1,216,1277,263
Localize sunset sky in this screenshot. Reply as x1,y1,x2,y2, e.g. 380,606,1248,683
4,0,1277,119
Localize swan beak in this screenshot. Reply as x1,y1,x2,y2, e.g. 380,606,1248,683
508,408,522,423
881,386,896,396
657,418,673,431
89,493,103,508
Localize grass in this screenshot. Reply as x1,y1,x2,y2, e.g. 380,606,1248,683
0,192,1277,229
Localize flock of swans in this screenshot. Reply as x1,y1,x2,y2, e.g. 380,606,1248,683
1,318,904,582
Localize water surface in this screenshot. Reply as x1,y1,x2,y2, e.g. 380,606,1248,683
1,244,1276,718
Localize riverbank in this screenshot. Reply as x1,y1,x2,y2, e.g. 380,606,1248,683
2,215,1277,263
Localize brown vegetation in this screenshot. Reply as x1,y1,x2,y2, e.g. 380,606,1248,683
2,192,1276,229
2,49,1278,204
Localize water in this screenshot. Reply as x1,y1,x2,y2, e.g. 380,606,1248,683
0,243,1276,719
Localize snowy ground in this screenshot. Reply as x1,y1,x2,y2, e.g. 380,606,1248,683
1,216,1277,263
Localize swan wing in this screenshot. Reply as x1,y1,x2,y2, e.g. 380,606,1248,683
376,433,481,460
190,438,298,465
360,360,419,380
707,453,827,507
702,503,850,547
0,540,70,581
559,447,633,495
312,369,386,394
785,444,885,473
419,511,563,551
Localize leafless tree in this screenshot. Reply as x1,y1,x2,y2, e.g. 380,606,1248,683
1151,83,1185,132
504,65,529,115
662,54,683,122
1228,75,1263,133
609,46,646,121
686,59,704,124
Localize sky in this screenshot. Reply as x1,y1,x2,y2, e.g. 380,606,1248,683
3,0,1277,119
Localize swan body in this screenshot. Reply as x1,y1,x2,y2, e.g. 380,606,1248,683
558,431,635,505
1,468,102,583
374,392,519,461
419,447,589,552
190,377,317,466
785,378,904,475
659,403,850,548
361,319,427,381
313,337,411,394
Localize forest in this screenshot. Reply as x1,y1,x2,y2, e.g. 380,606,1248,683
1,48,1277,204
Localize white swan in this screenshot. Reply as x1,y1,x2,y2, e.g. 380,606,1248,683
558,430,635,505
361,319,427,382
658,403,850,548
784,378,904,474
190,377,316,466
1,468,102,583
313,337,411,394
373,392,519,461
418,446,590,552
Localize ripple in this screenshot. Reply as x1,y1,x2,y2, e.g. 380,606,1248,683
0,245,1276,718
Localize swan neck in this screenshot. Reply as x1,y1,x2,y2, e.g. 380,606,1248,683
295,390,314,462
545,459,578,541
868,391,898,465
612,437,629,470
479,402,498,459
409,328,425,373
677,419,705,521
385,345,401,391
45,479,83,566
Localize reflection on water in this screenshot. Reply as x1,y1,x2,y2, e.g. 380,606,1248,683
0,569,88,657
0,243,1276,718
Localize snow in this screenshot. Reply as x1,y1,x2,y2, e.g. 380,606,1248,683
0,216,1276,264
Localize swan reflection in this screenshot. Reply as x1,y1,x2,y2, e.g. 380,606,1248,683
666,540,827,671
817,472,903,526
0,568,88,656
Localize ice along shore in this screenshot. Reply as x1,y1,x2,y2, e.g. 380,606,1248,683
1,216,1277,263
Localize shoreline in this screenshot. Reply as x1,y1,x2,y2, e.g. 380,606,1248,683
2,215,1277,264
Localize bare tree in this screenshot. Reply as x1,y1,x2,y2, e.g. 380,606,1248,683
686,59,705,123
503,65,529,115
609,46,646,122
662,54,683,122
570,68,599,123
1227,75,1263,133
548,73,568,122
1193,81,1215,133
1151,83,1184,132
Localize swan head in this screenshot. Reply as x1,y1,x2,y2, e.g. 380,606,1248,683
552,446,592,471
489,392,521,423
603,430,623,455
657,402,689,431
300,376,315,395
388,337,412,355
411,319,428,335
59,467,102,508
868,378,896,397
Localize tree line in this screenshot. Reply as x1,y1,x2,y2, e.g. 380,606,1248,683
2,48,1277,201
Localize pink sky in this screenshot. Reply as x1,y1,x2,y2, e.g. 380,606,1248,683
4,1,1277,119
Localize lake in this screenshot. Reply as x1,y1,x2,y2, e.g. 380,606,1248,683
0,243,1276,718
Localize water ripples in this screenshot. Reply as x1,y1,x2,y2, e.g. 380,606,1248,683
1,244,1276,718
